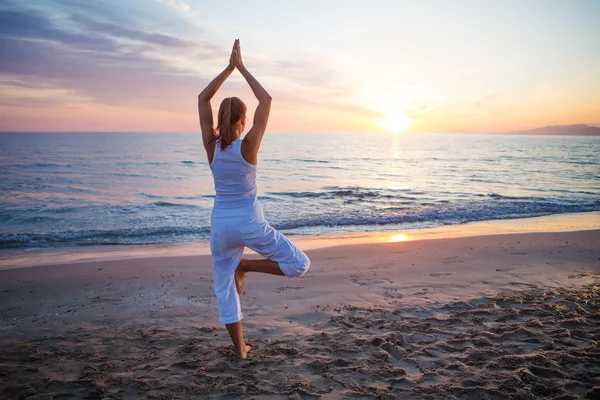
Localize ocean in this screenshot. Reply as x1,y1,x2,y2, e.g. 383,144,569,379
1,132,598,251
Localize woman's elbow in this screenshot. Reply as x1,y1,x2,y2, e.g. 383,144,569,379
198,90,212,102
261,94,272,104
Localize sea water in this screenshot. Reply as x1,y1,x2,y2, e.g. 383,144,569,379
1,132,598,250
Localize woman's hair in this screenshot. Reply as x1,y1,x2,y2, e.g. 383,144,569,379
216,97,247,150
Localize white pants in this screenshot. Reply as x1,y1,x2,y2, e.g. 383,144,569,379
210,219,310,324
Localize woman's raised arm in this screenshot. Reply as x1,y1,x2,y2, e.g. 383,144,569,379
198,40,238,153
234,42,272,163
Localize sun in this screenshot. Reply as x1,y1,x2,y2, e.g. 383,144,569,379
379,111,412,134
391,233,409,242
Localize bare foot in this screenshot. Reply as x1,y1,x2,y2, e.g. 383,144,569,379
234,260,247,295
236,344,252,359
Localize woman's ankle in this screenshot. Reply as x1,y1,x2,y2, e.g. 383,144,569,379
235,344,251,359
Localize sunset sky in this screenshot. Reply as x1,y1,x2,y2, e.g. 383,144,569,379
0,0,598,134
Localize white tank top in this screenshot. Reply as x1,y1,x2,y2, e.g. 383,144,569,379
210,138,264,223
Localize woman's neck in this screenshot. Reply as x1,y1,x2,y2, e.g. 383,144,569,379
232,125,243,138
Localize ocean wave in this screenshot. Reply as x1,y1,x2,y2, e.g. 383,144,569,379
1,198,597,250
152,201,198,208
271,199,600,232
112,172,147,178
17,216,58,224
562,160,599,165
139,193,165,199
174,195,214,200
0,201,204,221
295,159,330,163
33,163,72,168
267,187,418,201
6,162,73,169
486,193,537,200
0,226,211,249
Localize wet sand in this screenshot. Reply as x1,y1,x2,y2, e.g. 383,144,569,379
1,230,599,399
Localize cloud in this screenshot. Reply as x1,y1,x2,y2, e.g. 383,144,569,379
0,8,192,51
154,0,190,13
0,6,221,111
0,77,91,108
0,37,201,111
0,7,359,115
70,14,192,49
0,1,374,132
0,10,117,51
475,93,503,108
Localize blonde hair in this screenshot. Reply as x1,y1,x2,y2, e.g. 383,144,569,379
217,97,246,150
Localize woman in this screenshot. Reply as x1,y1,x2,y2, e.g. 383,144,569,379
198,39,310,359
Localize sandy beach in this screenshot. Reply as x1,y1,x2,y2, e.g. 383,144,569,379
1,229,599,399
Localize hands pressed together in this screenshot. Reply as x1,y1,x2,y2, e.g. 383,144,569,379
228,39,244,70
198,37,271,161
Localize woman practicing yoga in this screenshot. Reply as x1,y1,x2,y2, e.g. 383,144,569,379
198,39,310,359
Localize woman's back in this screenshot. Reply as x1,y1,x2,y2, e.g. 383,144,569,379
210,138,261,221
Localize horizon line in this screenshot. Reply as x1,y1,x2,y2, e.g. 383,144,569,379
1,127,599,136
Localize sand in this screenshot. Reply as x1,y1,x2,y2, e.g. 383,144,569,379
1,230,599,399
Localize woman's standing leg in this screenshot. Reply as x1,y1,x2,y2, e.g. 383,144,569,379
224,321,251,358
211,227,250,358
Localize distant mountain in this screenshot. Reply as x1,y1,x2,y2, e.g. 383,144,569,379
501,124,600,136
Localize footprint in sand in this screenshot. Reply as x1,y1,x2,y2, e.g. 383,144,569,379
350,275,393,286
380,341,405,359
384,289,404,300
546,261,565,265
170,361,197,369
369,262,395,270
412,288,430,297
443,256,464,265
276,286,304,293
90,296,122,305
495,268,514,272
429,272,452,277
508,282,538,288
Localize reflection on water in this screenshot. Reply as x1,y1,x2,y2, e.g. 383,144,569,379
391,233,409,242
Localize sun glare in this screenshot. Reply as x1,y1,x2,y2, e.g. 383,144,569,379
391,233,409,242
379,111,412,134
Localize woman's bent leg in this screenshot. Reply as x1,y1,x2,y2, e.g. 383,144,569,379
239,258,285,275
239,222,310,278
235,258,284,296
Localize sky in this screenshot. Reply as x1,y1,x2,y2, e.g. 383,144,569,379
0,0,598,134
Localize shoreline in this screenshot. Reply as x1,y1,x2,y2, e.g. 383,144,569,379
1,210,599,270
